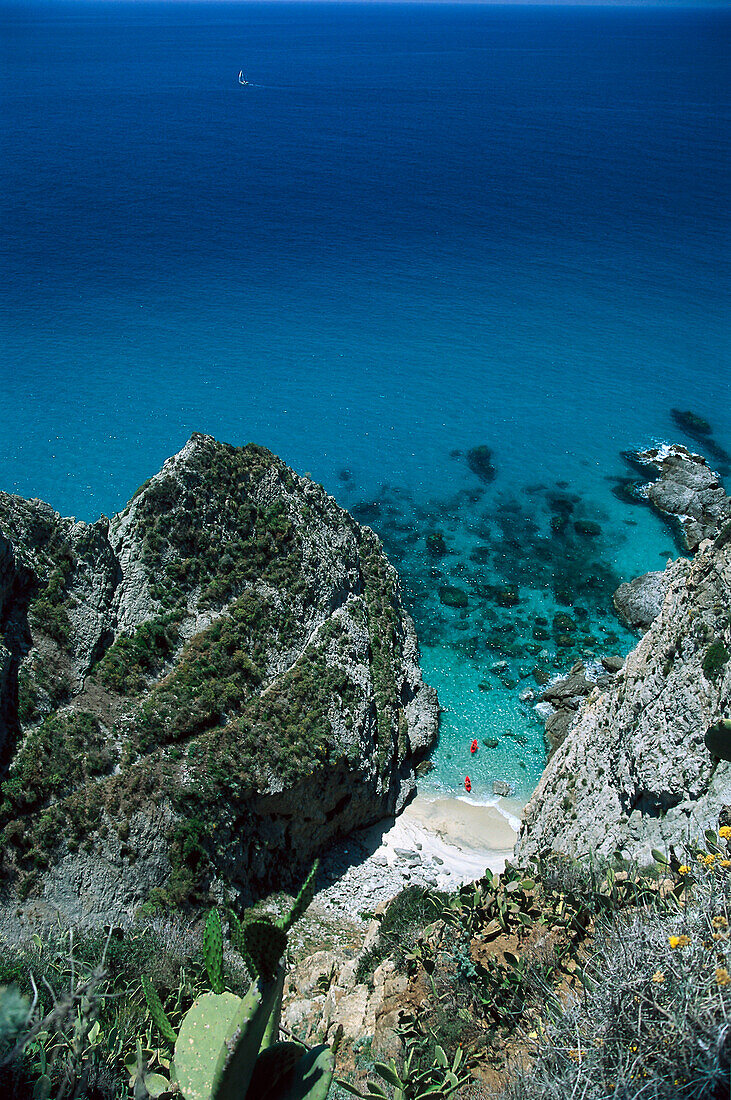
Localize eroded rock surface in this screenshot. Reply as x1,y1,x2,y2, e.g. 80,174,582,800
518,529,731,864
613,569,670,631
0,435,438,927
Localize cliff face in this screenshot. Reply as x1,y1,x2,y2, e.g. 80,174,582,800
518,459,731,864
0,435,438,927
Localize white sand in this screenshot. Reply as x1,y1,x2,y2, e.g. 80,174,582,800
314,794,525,917
377,794,524,885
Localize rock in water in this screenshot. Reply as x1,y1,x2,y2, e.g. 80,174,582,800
517,528,731,865
466,445,496,485
622,444,731,551
0,435,438,927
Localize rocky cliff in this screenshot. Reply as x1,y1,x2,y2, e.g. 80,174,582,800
517,447,731,864
0,435,438,928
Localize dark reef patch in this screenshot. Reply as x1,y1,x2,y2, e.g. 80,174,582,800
466,445,496,484
334,458,637,744
669,410,730,475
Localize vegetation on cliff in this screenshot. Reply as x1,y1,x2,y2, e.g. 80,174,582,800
327,830,731,1100
2,829,730,1099
0,436,437,921
0,864,339,1100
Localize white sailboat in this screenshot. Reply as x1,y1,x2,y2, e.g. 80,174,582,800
238,71,250,86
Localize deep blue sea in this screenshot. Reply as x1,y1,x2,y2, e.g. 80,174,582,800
1,1,729,804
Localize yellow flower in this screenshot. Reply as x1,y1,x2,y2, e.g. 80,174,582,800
719,826,731,839
669,935,691,949
678,865,690,875
704,854,717,867
651,971,665,983
713,915,728,930
721,860,731,869
715,967,731,986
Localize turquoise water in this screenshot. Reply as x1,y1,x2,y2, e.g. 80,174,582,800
1,2,729,800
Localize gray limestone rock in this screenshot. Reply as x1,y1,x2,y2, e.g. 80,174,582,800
625,444,731,552
613,570,669,631
0,435,438,928
517,533,731,865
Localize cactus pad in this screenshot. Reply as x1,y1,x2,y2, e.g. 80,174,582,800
175,991,250,1100
141,975,177,1046
275,1044,336,1100
0,985,30,1043
242,919,287,981
244,1041,307,1099
204,908,225,994
280,860,320,932
213,969,285,1100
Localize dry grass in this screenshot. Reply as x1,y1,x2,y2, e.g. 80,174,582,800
500,837,731,1099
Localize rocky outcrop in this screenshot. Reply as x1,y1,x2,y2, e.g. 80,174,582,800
517,527,731,865
623,444,731,551
539,662,597,758
0,435,438,927
613,569,669,631
283,942,409,1058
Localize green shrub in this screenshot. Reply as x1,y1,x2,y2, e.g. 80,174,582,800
95,614,181,694
355,887,446,984
702,640,729,682
0,711,116,821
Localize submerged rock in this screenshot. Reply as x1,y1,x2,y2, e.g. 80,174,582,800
425,532,448,558
0,435,438,927
495,585,520,608
466,445,496,485
438,585,468,609
671,408,712,437
573,520,602,538
670,409,730,472
552,612,576,635
351,501,382,523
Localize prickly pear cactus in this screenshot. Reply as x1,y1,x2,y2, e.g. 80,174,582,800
204,909,225,994
141,974,177,1046
213,970,286,1100
243,1041,306,1099
175,991,246,1100
706,719,731,762
279,861,320,933
175,970,286,1100
275,1044,335,1100
241,920,287,982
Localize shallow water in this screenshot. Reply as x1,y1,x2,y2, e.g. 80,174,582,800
1,1,729,800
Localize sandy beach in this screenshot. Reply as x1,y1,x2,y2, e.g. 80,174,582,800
379,794,524,882
313,794,525,918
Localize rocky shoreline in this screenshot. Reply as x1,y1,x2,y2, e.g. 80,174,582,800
518,444,731,863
